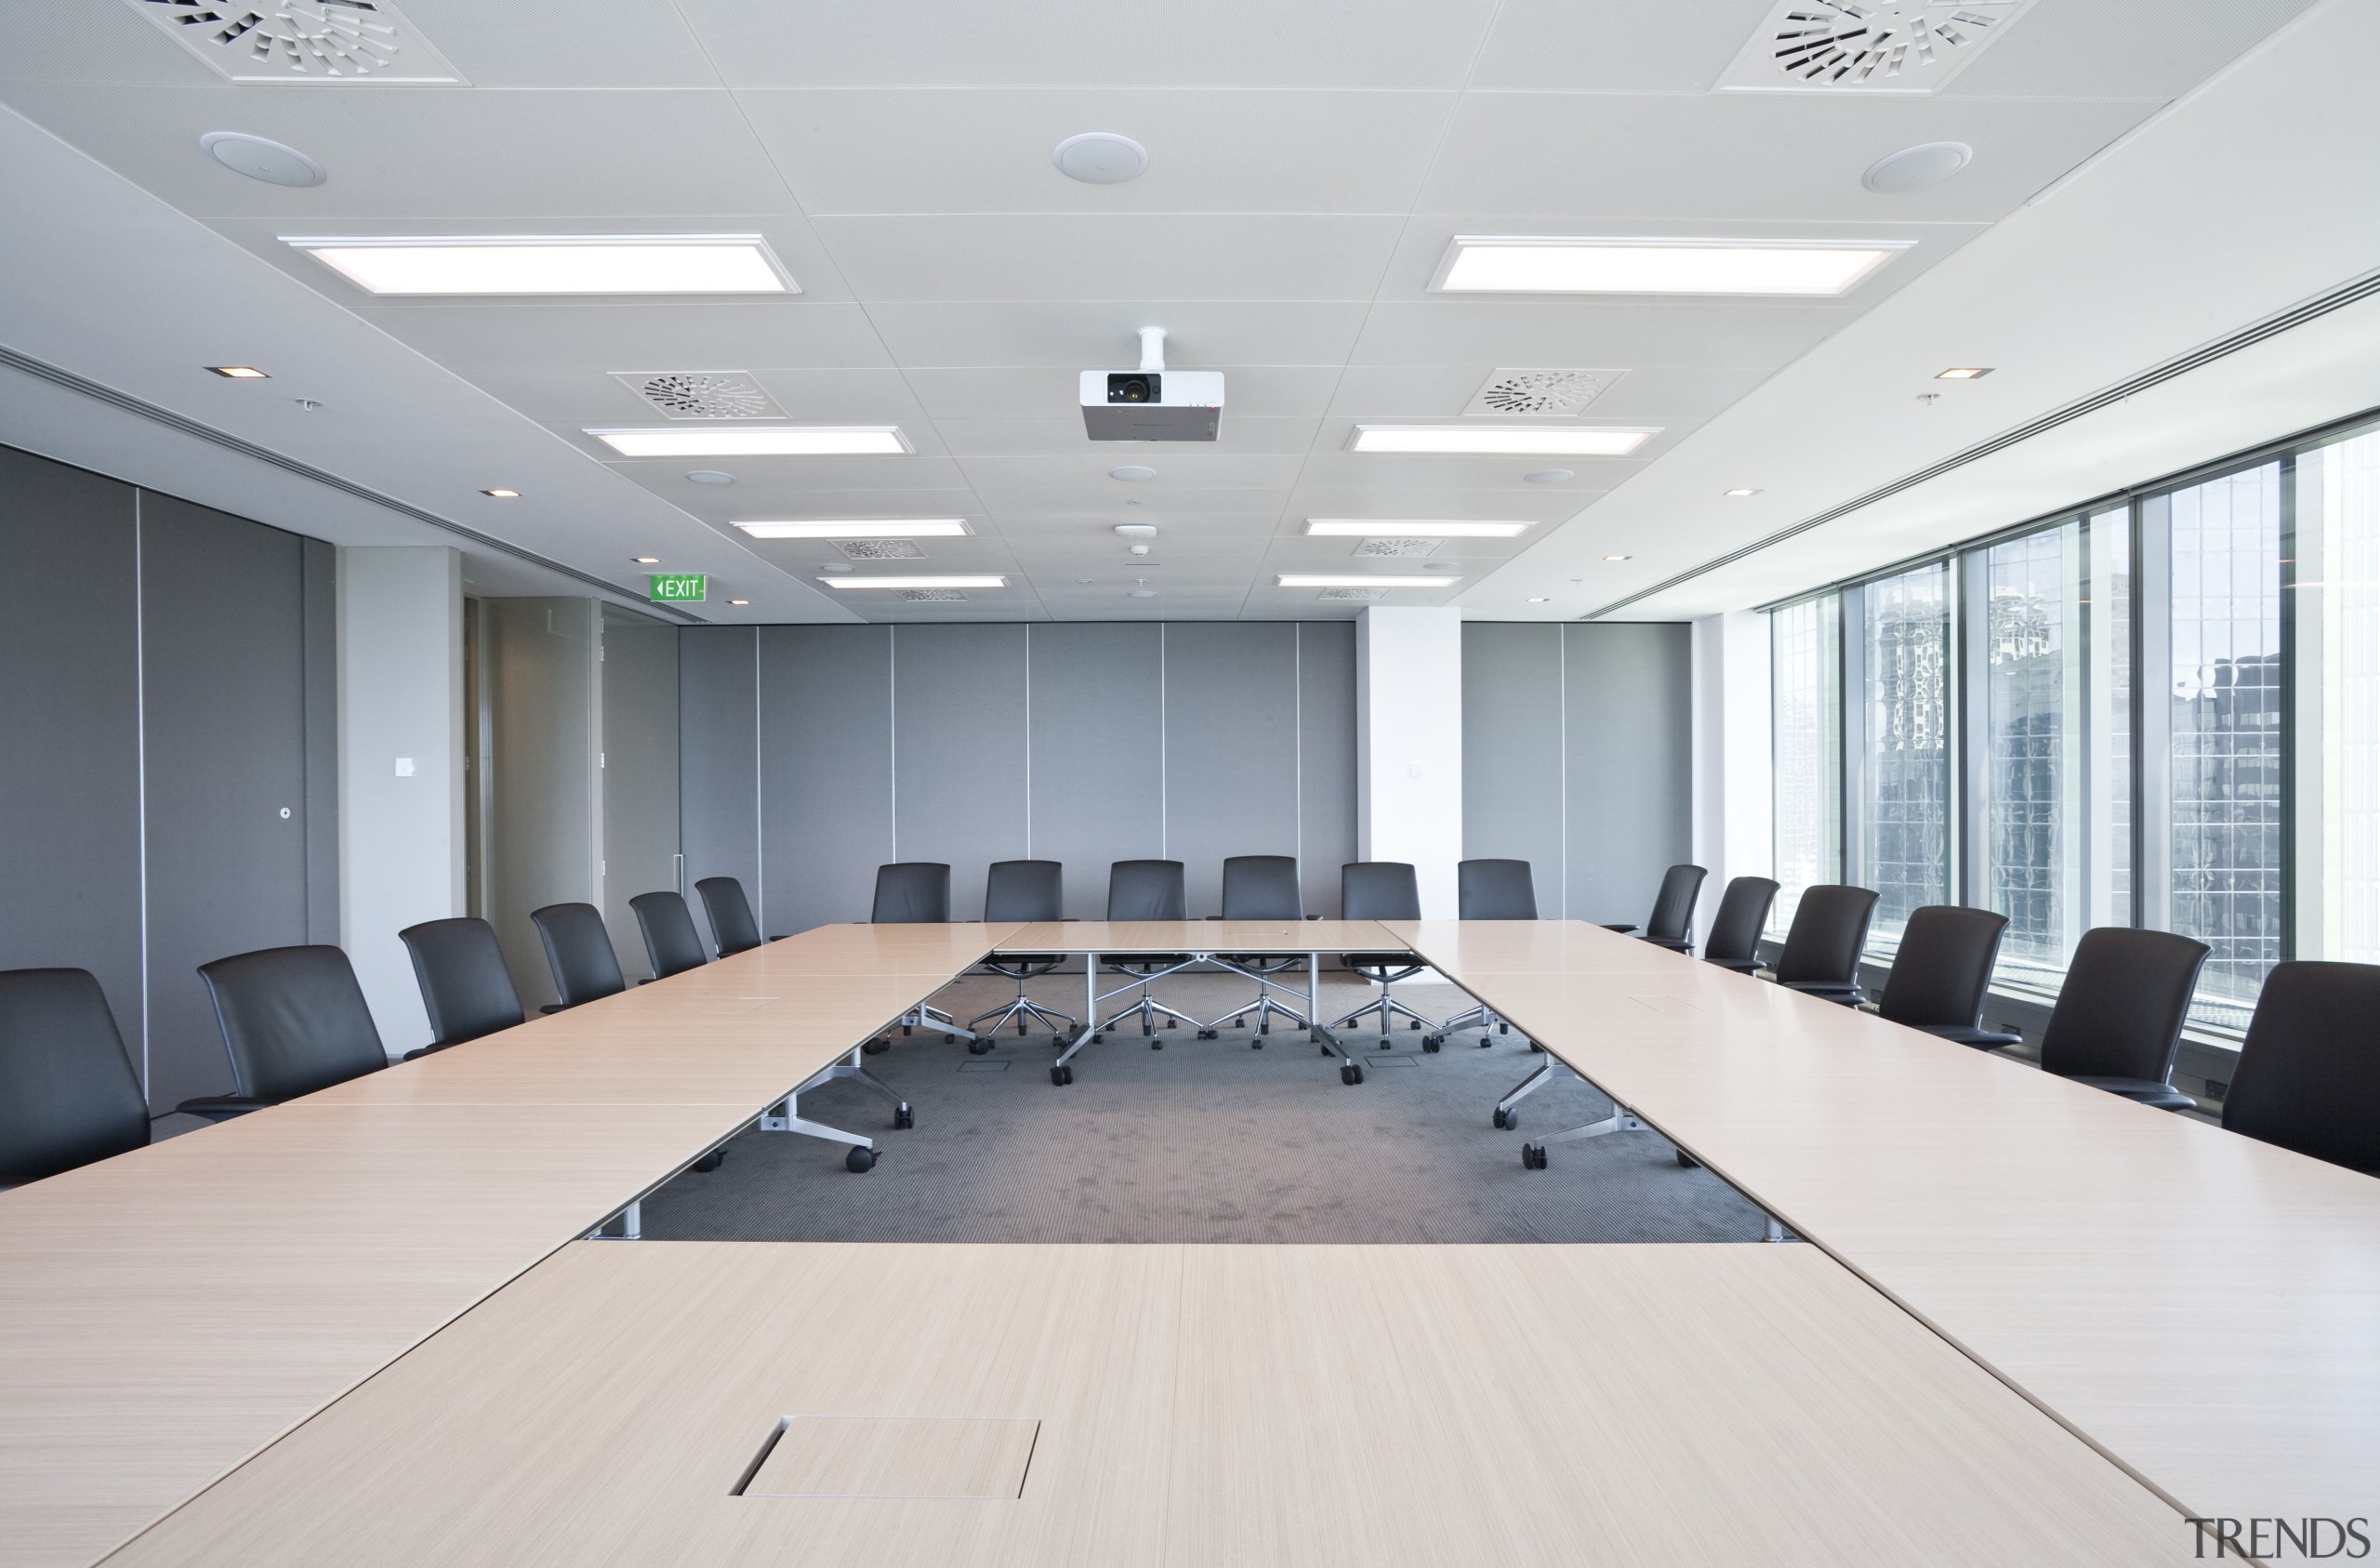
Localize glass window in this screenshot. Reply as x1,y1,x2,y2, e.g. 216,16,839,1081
2297,426,2380,964
1770,595,1841,933
1861,562,1951,952
2166,462,2286,1032
1980,510,2132,991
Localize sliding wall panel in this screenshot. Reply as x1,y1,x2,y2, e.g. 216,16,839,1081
1461,623,1567,917
138,494,312,1108
677,626,760,951
0,448,145,1074
1162,623,1301,914
483,599,598,1010
301,537,340,944
892,625,1029,919
759,626,892,937
599,606,681,981
1297,622,1359,916
1564,623,1694,927
1026,624,1164,919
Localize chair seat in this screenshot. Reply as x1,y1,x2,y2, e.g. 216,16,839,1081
1600,923,1638,934
1911,1023,2025,1049
1106,955,1194,973
2061,1074,2198,1112
1343,953,1422,977
985,955,1064,976
172,1094,273,1122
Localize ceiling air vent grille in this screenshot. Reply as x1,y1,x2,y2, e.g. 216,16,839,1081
126,0,468,83
896,587,967,603
1462,369,1625,418
1354,538,1441,558
1714,0,2033,94
1317,587,1389,602
834,539,925,560
614,372,783,421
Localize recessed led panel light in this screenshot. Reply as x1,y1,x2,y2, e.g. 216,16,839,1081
632,556,661,564
1527,597,1551,603
1432,236,1910,297
820,575,1007,590
1725,487,1762,497
1936,366,1994,380
728,599,751,606
735,520,971,539
206,364,270,378
589,427,910,457
1349,426,1655,456
284,235,797,296
1304,520,1533,538
481,488,521,498
1276,574,1461,589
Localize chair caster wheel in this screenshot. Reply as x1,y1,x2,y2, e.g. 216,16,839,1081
864,1036,890,1055
846,1147,878,1173
1675,1150,1699,1168
893,1106,914,1130
1251,1038,1263,1049
943,1033,957,1044
1522,1143,1546,1169
1493,1108,1512,1130
1408,1020,1421,1031
1477,1036,1495,1048
1378,1038,1391,1051
693,1150,725,1172
1151,1039,1163,1050
1197,1029,1217,1040
1091,1032,1104,1043
1341,1062,1364,1086
1308,1028,1323,1043
1165,1019,1177,1029
968,1039,992,1056
1422,1034,1442,1053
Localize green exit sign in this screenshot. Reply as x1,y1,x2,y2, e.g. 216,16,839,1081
648,573,707,603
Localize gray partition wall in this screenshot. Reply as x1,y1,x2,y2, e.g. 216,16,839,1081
1461,622,1692,923
681,622,1358,935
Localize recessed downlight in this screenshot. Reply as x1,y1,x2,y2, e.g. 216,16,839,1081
1052,132,1148,185
1604,554,1633,562
1935,366,1994,380
1725,487,1762,497
734,520,970,539
1527,597,1550,603
481,488,521,498
685,469,736,486
285,235,797,296
632,556,661,564
199,132,324,188
1432,236,1910,296
1524,469,1575,484
1109,465,1157,481
589,427,909,457
205,365,270,379
1863,142,1974,195
728,598,751,606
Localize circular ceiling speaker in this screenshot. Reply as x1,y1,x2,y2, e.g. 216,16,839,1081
1863,141,1973,194
1053,132,1148,185
685,469,736,485
1523,468,1575,484
199,132,324,188
1109,465,1157,481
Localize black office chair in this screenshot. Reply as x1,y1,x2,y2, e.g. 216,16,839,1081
176,945,389,1121
2032,928,2207,1109
0,968,151,1186
1327,862,1436,1071
1206,854,1310,1044
1091,859,1202,1044
2221,960,2380,1176
1871,906,2017,1047
866,862,978,1049
630,890,709,981
1604,863,1707,951
530,903,628,1013
1442,859,1538,1048
694,876,773,957
966,859,1077,1048
1701,876,1779,973
1767,886,1880,1005
398,916,524,1057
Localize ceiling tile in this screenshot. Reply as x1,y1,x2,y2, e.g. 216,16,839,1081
1468,0,1775,91
1943,0,2320,99
864,301,1370,368
813,214,1403,301
955,452,1305,492
934,415,1321,457
1347,296,1851,369
396,0,725,88
907,364,1342,419
354,301,897,376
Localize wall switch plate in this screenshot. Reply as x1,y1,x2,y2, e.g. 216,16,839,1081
394,758,416,777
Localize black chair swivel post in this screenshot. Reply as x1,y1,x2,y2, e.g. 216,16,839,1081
1326,862,1440,1073
1767,886,1881,1005
1872,906,2020,1048
530,903,628,1014
1088,859,1203,1045
694,876,777,958
175,945,389,1121
2032,928,2208,1109
1701,877,1779,973
397,917,524,1057
867,862,979,1050
1604,863,1708,951
966,859,1078,1048
630,891,710,981
0,968,151,1187
2221,960,2380,1176
1204,854,1313,1044
1442,859,1539,1048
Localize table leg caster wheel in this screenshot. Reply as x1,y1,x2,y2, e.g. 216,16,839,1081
1197,1029,1218,1040
1522,1143,1547,1169
1251,1037,1263,1049
893,1106,914,1130
902,1025,913,1036
1050,1063,1074,1087
1378,1037,1391,1051
1091,1032,1104,1043
1151,1038,1163,1049
693,1150,725,1172
968,1039,992,1056
1675,1150,1699,1168
1341,1061,1365,1086
1493,1107,1513,1130
846,1147,878,1173
864,1036,890,1055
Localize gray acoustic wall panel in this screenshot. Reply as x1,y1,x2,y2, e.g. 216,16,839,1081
677,627,760,952
300,537,340,943
139,493,314,1108
0,447,146,1070
1461,623,1567,918
1025,624,1165,919
1563,623,1694,926
892,625,1029,920
600,605,682,981
483,598,598,1010
1296,622,1359,916
759,625,892,936
1162,622,1302,915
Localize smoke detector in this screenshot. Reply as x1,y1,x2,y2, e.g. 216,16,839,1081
1317,587,1390,601
1355,538,1441,559
897,587,967,602
1714,1,2034,94
613,372,784,421
1462,369,1625,418
833,539,925,560
125,0,468,83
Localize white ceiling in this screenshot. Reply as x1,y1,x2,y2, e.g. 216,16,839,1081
0,0,2358,624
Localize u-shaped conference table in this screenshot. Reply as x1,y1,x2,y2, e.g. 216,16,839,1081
2,919,2373,1568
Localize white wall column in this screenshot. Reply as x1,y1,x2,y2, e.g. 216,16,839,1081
1690,611,1773,936
337,546,465,1053
1355,607,1462,918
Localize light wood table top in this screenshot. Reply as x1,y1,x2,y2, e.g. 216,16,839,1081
1398,920,2380,1526
997,919,1395,952
734,922,1025,975
99,1241,2192,1568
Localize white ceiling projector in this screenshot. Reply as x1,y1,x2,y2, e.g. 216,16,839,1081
1081,328,1223,442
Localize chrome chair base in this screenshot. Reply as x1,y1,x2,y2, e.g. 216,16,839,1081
968,991,1080,1040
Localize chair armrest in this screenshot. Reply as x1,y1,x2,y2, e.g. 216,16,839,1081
538,1002,567,1015
1643,936,1693,952
1781,980,1864,1007
174,1095,274,1123
1600,923,1638,934
1912,1023,2024,1049
1704,955,1761,972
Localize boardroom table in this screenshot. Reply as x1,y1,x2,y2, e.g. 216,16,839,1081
1,917,2373,1568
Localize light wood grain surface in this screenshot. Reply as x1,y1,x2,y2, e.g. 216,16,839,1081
1403,920,2380,1526
997,919,1395,952
98,1241,2195,1568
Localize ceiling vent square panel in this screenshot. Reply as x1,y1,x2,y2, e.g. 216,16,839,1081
1354,537,1442,558
1462,369,1626,418
613,372,785,421
124,0,468,83
1714,1,2035,93
896,588,967,602
834,539,926,560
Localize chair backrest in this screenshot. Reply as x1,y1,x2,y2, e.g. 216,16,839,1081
1644,863,1709,943
2221,960,2380,1175
1107,859,1187,920
1341,862,1421,922
530,903,628,1008
630,891,709,980
1771,886,1881,986
0,968,149,1185
2038,928,2208,1083
1875,906,2008,1028
872,863,952,924
1458,859,1538,920
398,917,524,1048
694,876,763,957
984,860,1064,923
197,945,388,1101
1220,855,1302,919
1703,877,1779,965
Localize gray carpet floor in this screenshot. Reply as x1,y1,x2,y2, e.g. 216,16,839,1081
641,973,1768,1245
